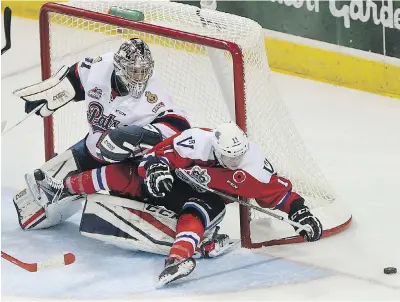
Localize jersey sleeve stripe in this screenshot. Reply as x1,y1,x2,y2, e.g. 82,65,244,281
273,189,292,210
92,169,101,192
100,166,110,191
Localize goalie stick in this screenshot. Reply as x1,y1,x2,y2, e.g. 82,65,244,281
1,7,12,55
175,168,313,235
2,103,44,135
1,251,75,272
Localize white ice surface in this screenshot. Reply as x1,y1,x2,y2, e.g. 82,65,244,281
1,17,400,301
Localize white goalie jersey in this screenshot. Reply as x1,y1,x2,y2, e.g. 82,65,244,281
75,52,189,159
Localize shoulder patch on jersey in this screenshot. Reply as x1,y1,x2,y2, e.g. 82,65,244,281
152,102,165,113
88,87,103,100
262,158,274,174
145,91,158,103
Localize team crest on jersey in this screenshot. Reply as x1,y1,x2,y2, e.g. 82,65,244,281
187,166,211,193
145,91,158,103
88,87,103,100
176,166,211,193
87,102,120,133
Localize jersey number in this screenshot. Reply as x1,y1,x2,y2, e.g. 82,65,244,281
263,158,274,174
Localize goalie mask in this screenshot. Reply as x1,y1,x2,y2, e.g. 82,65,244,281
114,38,154,98
212,122,249,170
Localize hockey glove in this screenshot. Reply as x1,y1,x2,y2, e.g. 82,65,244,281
96,124,163,163
25,100,47,116
13,66,76,117
289,198,323,242
95,129,130,163
144,157,174,198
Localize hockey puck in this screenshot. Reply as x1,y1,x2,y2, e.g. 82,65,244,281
383,267,397,275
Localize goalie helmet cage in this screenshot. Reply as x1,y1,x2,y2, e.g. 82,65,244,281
39,2,351,249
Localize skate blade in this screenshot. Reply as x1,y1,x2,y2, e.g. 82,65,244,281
156,259,196,288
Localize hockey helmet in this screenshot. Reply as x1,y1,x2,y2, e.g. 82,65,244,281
212,122,249,170
114,38,154,98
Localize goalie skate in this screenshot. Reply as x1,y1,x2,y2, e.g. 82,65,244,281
32,169,73,204
13,170,82,230
157,257,196,287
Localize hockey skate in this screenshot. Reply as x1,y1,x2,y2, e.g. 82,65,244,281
157,257,196,287
194,226,241,259
13,169,82,230
30,169,73,204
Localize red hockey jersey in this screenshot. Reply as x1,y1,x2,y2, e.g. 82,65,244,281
138,128,303,214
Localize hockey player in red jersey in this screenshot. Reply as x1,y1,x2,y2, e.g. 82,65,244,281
25,121,323,285
135,121,323,283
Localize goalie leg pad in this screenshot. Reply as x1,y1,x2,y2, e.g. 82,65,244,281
80,194,179,255
36,137,104,182
12,137,105,230
13,174,83,230
40,149,79,181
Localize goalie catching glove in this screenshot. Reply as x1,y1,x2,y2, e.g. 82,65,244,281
144,157,174,198
13,66,76,117
289,198,323,242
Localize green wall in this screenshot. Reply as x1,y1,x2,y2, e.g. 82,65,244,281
178,0,399,58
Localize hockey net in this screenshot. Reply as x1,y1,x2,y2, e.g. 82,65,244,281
39,1,351,248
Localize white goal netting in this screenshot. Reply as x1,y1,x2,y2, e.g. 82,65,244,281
42,0,351,246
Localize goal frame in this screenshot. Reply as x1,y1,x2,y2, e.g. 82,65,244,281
39,2,256,247
39,2,351,249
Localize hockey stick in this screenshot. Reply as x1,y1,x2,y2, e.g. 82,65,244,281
1,7,12,55
175,168,313,234
1,251,75,272
2,104,44,136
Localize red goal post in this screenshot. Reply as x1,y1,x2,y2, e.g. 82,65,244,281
39,2,255,247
